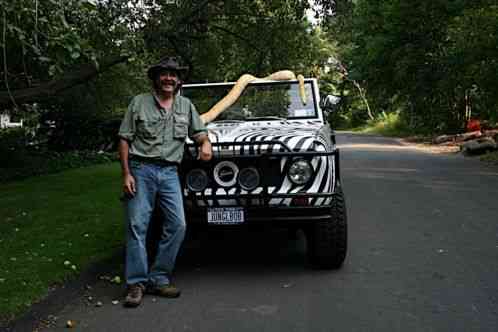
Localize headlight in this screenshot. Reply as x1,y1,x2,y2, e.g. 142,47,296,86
186,168,208,192
238,167,260,191
287,159,313,185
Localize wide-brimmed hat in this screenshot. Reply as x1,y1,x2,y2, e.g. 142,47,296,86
147,56,189,80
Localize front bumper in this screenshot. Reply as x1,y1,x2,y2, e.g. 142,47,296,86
184,192,341,226
186,205,332,225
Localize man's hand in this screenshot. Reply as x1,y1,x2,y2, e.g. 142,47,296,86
123,173,136,196
199,139,212,161
119,139,136,197
194,134,212,161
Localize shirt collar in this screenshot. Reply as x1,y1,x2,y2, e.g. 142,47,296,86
152,92,177,111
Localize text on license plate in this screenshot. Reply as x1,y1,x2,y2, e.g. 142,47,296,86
207,207,245,224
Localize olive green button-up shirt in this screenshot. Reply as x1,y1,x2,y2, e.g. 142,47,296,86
118,93,207,163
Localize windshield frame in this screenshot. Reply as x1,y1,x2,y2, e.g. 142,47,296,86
181,79,320,122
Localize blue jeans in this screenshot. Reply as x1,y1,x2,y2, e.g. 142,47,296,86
124,160,186,287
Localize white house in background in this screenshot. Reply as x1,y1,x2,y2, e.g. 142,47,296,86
0,111,23,129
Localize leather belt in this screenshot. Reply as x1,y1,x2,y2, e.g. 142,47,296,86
130,155,179,167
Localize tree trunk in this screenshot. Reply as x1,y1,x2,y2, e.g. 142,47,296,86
352,80,374,120
0,56,128,108
334,60,374,121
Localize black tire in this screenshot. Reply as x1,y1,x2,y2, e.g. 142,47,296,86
307,189,348,269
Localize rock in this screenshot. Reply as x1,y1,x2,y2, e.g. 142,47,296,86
461,137,497,155
482,129,498,142
433,134,454,144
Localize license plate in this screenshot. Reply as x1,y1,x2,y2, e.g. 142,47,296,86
207,207,245,225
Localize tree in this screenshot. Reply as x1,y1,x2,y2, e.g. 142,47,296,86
0,0,147,108
1,0,336,150
1,0,335,109
323,0,498,133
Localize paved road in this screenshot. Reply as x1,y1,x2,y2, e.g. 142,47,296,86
41,132,498,332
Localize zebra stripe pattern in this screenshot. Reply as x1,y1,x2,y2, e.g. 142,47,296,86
186,121,335,207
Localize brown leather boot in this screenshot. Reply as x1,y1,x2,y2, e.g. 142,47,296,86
147,284,181,298
124,283,145,307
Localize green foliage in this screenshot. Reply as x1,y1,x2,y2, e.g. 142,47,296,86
324,0,498,134
141,0,327,81
0,128,26,154
0,0,150,153
361,111,413,137
0,0,143,87
0,128,116,183
1,0,335,151
444,5,498,122
40,61,147,151
0,148,116,183
0,163,123,321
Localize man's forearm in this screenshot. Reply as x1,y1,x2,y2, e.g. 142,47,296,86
118,139,131,176
197,134,212,151
194,132,210,145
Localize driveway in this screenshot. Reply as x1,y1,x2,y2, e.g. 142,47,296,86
26,132,498,331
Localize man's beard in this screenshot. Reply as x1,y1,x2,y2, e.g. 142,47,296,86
155,79,178,94
160,79,177,88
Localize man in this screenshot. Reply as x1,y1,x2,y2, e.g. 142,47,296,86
118,56,212,307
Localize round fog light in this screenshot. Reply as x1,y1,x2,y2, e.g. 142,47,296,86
186,168,208,192
213,161,238,187
287,159,313,185
238,167,260,191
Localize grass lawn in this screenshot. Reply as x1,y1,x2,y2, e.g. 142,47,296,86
350,112,417,138
0,163,124,322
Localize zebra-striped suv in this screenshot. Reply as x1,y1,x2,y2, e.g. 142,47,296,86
181,78,347,269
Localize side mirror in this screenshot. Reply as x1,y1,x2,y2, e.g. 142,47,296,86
320,95,341,114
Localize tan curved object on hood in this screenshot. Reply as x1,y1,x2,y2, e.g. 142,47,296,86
200,70,307,124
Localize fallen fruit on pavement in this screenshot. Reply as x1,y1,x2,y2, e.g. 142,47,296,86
111,276,122,284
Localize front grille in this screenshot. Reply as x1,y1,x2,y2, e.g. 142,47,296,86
180,141,338,208
181,157,282,191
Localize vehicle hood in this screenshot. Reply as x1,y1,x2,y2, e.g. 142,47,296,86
204,120,327,152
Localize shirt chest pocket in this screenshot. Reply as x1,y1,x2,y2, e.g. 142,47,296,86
173,113,188,140
137,118,161,138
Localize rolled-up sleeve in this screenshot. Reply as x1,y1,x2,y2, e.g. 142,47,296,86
188,102,208,139
118,98,136,141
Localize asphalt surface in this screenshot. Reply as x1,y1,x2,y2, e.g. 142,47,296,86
36,132,498,331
